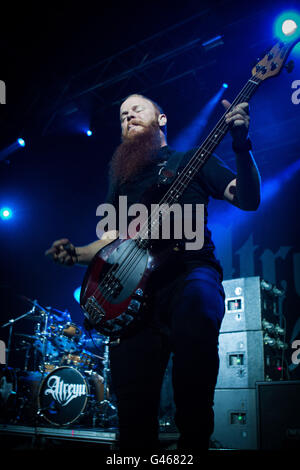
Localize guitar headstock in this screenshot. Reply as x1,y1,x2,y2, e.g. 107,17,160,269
252,38,299,81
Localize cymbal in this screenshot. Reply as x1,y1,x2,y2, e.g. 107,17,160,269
19,299,68,322
19,296,48,313
23,315,45,321
48,313,65,323
15,333,39,341
47,306,71,317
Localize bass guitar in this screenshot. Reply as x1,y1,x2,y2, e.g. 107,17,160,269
80,37,299,338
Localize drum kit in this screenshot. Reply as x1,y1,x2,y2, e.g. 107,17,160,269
0,297,117,428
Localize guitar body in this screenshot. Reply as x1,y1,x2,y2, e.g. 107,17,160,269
80,237,172,338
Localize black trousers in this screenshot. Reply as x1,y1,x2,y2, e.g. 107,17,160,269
109,265,225,452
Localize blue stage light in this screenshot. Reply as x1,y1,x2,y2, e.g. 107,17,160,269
274,11,300,42
222,83,228,89
73,286,81,304
17,138,25,147
0,207,12,220
86,130,92,136
171,84,228,151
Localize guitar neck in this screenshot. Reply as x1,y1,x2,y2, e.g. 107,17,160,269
163,74,262,206
137,73,262,244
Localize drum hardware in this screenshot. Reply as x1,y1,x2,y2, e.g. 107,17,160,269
46,306,72,321
96,337,117,427
13,334,38,371
80,332,105,355
1,299,45,367
15,371,43,425
1,299,118,428
0,367,17,404
24,343,32,372
15,333,39,341
0,366,18,423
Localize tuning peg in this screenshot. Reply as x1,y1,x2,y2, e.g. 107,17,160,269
251,57,261,69
285,60,295,73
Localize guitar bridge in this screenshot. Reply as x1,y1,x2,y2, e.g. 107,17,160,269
84,296,105,325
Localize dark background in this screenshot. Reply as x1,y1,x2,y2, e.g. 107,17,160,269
0,0,299,377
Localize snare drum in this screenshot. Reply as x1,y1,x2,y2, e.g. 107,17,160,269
60,349,96,370
60,353,81,367
44,362,59,374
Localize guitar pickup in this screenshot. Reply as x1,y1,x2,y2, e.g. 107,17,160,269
106,275,123,298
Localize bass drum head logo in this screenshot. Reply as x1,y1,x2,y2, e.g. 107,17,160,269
38,366,88,425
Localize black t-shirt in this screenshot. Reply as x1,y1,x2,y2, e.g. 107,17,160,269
105,145,236,281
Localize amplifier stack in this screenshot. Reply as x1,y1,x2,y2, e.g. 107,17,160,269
212,276,300,450
217,276,287,388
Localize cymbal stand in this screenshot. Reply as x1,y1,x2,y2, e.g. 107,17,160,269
39,308,51,377
24,343,32,371
97,337,117,427
1,303,38,367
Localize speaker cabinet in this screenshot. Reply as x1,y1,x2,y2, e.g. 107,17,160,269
212,388,258,449
216,331,265,388
256,381,300,450
211,381,300,450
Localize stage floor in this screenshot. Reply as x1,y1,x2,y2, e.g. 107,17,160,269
0,422,180,451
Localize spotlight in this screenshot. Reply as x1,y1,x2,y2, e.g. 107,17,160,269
0,207,12,220
86,130,92,136
73,286,81,304
202,35,224,51
222,83,228,89
282,19,298,36
17,138,25,147
274,11,300,41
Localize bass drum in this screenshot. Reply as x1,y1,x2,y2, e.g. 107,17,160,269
38,366,88,426
37,366,110,426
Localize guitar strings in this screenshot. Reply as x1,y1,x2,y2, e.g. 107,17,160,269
110,42,294,320
90,73,261,313
102,75,261,289
110,79,260,297
86,72,262,319
97,75,260,305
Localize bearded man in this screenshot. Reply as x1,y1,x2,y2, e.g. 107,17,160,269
46,93,260,453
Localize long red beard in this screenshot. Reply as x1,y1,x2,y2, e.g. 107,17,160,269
109,120,162,185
